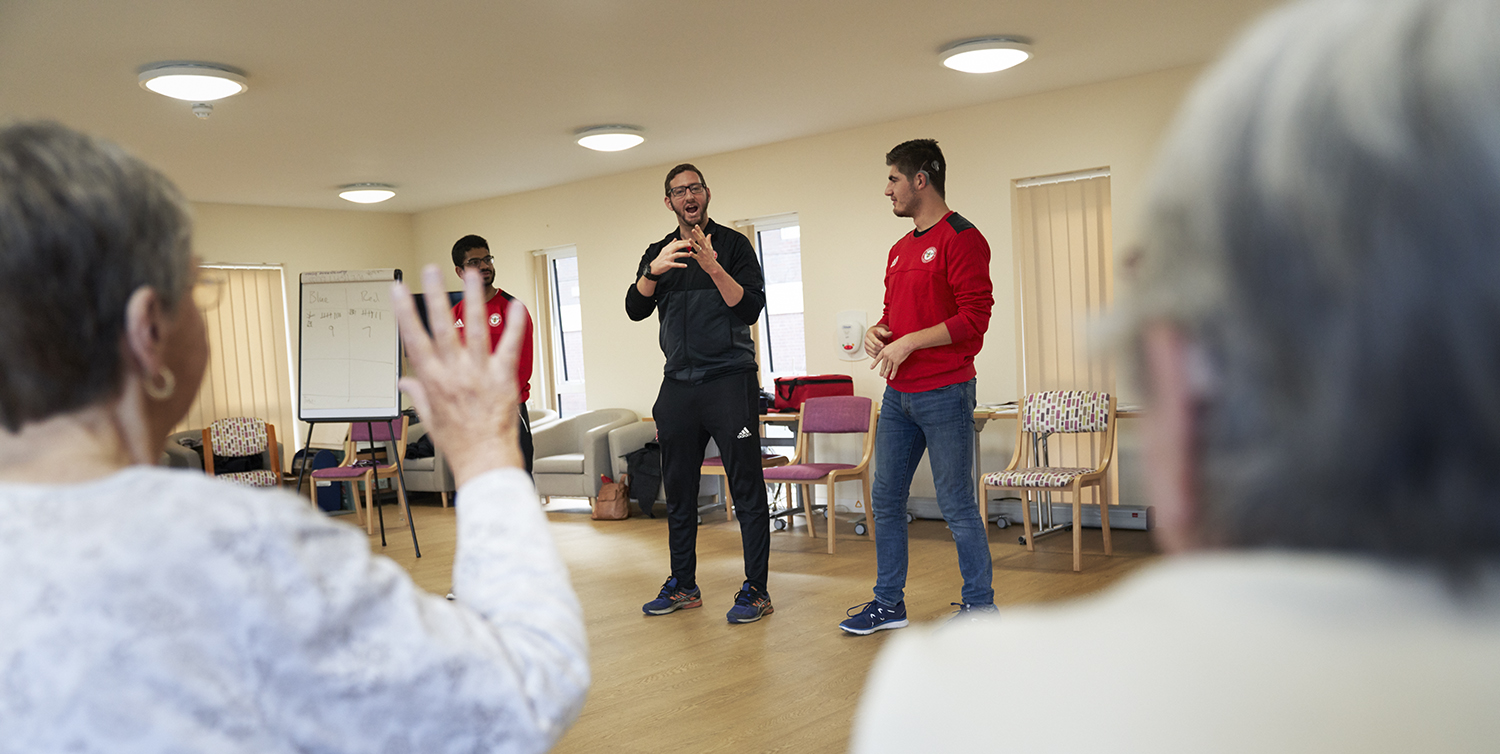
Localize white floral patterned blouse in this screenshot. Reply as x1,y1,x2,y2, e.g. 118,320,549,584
0,465,588,753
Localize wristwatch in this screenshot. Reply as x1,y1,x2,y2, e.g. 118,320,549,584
643,270,663,282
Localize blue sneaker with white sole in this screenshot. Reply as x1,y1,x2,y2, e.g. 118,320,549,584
839,599,909,635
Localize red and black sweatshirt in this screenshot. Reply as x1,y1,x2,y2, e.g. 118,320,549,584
878,211,993,393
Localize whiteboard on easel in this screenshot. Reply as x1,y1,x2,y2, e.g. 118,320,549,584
298,269,403,421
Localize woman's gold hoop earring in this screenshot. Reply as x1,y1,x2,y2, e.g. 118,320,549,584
144,367,176,400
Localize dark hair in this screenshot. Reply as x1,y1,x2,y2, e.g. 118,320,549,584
1129,0,1500,571
0,121,192,432
885,139,946,198
451,234,489,267
664,163,705,196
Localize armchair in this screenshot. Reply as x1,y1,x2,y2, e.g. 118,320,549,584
607,420,720,518
400,421,454,507
532,408,638,504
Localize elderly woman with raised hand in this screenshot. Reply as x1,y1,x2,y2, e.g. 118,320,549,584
0,122,588,751
853,0,1500,751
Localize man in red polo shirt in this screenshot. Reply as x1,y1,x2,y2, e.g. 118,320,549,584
451,234,537,474
840,140,995,635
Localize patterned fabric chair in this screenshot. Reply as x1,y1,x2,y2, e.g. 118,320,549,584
310,417,410,535
982,390,1117,572
761,395,877,554
202,418,282,489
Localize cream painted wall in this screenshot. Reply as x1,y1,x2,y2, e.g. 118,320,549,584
412,65,1198,420
190,202,417,446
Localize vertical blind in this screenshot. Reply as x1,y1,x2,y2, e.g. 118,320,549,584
174,265,298,468
1012,171,1116,502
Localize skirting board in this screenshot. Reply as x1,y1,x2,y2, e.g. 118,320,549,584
905,496,1154,531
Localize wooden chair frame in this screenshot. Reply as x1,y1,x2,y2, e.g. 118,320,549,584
764,399,878,554
202,419,282,488
310,417,410,534
703,452,790,522
983,393,1117,572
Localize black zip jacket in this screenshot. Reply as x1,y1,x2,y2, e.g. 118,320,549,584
624,219,765,383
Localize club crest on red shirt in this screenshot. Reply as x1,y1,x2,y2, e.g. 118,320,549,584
922,247,937,263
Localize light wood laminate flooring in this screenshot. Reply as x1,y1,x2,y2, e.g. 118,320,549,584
364,494,1160,753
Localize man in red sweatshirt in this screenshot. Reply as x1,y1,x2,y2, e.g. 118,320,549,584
840,140,996,635
451,234,536,475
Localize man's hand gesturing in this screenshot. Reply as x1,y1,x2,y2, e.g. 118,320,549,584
649,239,694,277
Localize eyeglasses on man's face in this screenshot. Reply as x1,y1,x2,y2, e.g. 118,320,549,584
667,182,707,199
462,255,495,268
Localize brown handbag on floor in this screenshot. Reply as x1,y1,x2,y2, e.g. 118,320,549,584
593,475,630,520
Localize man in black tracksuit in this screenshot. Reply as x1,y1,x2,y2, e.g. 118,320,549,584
625,163,773,624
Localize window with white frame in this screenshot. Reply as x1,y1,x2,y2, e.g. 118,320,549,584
545,247,586,418
743,214,805,385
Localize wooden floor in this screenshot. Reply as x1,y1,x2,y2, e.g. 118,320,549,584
364,494,1160,753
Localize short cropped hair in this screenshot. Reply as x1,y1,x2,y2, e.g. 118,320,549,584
0,122,193,432
885,139,946,199
1129,0,1500,570
451,234,489,267
664,164,705,196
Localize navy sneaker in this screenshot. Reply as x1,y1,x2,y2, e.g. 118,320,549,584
946,602,999,625
642,577,702,615
839,599,909,635
726,582,774,624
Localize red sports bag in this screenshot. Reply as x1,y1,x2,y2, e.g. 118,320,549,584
772,374,854,412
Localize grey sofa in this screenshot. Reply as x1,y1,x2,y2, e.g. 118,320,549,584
607,420,718,516
400,422,454,506
532,408,638,503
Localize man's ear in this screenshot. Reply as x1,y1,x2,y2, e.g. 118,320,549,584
913,170,929,192
122,286,167,377
1141,323,1204,553
663,195,673,212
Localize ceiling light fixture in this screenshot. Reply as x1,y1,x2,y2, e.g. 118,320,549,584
575,125,645,152
138,62,248,101
338,183,396,204
940,37,1032,74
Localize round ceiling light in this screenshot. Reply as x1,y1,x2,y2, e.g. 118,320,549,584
575,125,645,152
338,183,396,204
138,62,248,101
940,38,1032,74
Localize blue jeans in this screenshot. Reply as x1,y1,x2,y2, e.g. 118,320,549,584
872,379,993,607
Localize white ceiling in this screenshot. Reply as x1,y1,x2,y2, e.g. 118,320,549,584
0,0,1280,213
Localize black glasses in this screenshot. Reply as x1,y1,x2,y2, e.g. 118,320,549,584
462,255,495,268
667,182,707,199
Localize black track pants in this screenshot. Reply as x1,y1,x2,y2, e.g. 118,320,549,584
519,403,534,476
653,371,770,593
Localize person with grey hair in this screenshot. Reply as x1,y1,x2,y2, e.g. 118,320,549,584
0,122,588,751
851,0,1500,750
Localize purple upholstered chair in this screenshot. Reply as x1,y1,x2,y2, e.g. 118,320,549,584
310,417,410,535
761,395,877,554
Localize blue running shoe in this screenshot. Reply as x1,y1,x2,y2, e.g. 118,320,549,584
726,581,774,624
839,599,908,635
946,602,999,626
642,577,702,615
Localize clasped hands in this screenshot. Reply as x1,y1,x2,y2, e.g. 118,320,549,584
648,225,721,277
865,324,916,380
